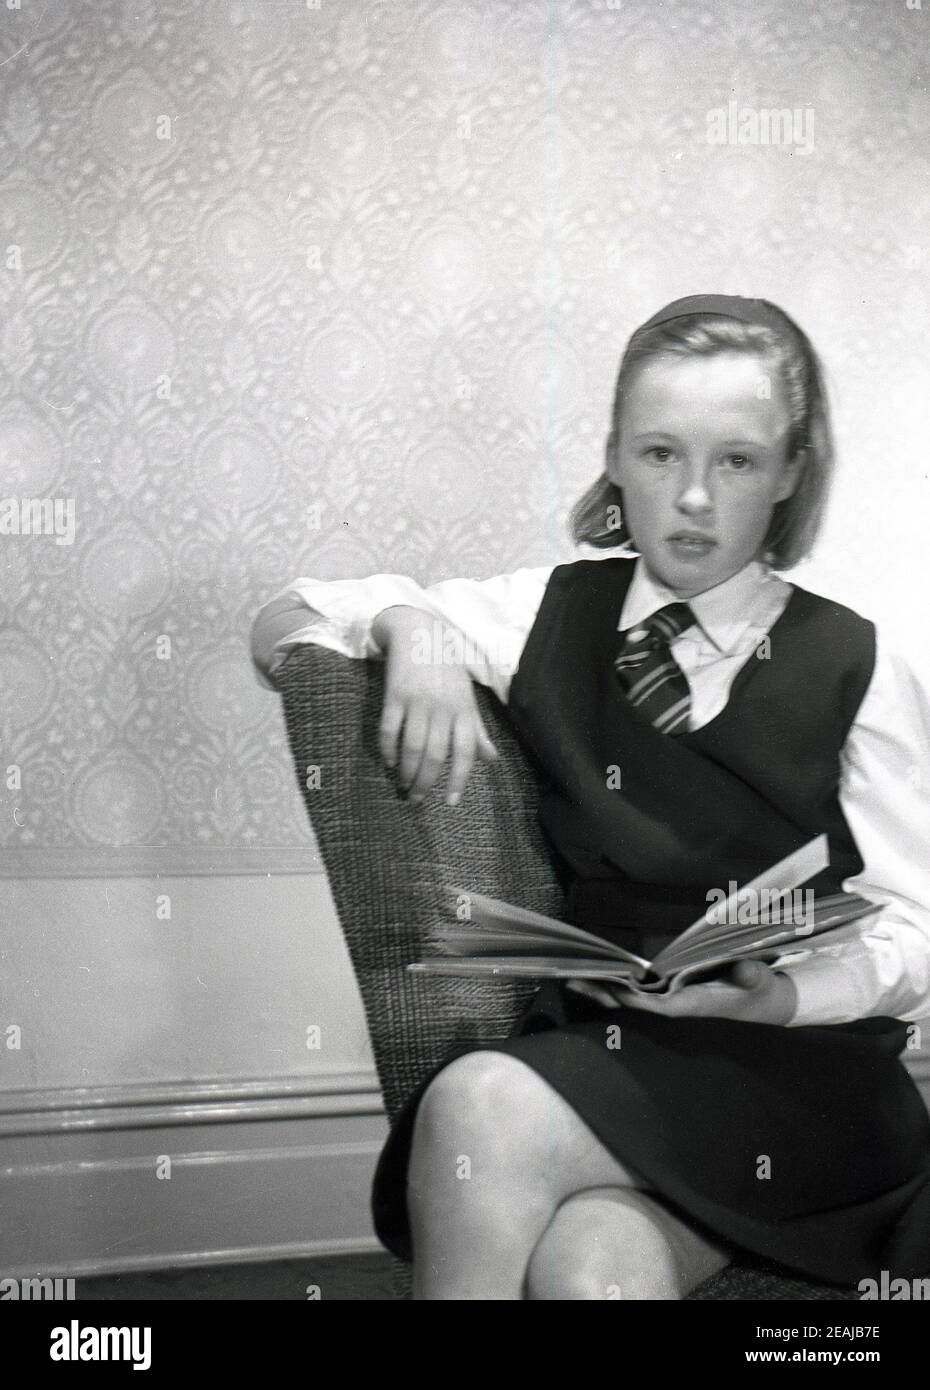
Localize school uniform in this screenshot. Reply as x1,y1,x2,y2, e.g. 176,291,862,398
251,554,930,1286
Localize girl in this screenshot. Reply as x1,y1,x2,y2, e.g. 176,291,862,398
251,293,930,1299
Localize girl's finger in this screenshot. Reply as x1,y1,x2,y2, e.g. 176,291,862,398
564,979,602,1002
565,979,626,1009
407,711,453,798
628,980,747,1018
730,959,768,990
620,992,669,1013
396,704,429,789
378,697,405,769
474,715,499,763
445,714,476,806
624,985,716,1014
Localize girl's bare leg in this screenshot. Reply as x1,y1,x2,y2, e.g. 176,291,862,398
524,1187,731,1299
406,1049,731,1299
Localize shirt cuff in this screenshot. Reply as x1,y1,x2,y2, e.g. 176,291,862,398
773,908,930,1026
776,950,873,1027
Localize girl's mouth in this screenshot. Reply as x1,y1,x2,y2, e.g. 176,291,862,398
666,533,717,558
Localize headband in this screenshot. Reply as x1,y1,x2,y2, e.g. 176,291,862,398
636,293,791,337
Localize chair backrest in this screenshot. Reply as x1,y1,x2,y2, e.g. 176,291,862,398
276,643,566,1125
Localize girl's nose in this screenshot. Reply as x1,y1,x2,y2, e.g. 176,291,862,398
676,471,714,514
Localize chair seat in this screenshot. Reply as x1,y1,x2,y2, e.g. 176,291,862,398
689,1259,858,1300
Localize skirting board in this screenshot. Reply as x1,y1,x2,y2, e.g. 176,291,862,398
2,1059,927,1281
0,1073,390,1281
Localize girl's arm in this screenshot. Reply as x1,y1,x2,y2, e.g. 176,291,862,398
771,634,930,1027
250,566,556,804
250,566,554,698
250,573,440,689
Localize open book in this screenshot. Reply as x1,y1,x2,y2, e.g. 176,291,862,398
406,835,881,995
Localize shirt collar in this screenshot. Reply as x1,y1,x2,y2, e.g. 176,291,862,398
619,557,777,655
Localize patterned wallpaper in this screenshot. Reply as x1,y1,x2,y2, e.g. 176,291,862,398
0,0,927,863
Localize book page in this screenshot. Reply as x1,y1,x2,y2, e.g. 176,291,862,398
651,834,830,968
445,886,651,968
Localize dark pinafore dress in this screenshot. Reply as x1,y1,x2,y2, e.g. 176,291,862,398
370,558,930,1286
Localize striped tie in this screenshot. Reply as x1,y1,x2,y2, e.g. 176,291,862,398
613,602,696,735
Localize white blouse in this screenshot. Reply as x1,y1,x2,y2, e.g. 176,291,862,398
251,556,930,1031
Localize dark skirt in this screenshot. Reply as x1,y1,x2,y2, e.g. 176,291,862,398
370,981,930,1287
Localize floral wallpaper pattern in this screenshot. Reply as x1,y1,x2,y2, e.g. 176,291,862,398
0,0,927,861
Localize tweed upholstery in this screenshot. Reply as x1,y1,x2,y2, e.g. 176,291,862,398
275,643,856,1301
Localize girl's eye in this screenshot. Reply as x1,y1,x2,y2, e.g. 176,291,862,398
644,447,673,464
723,453,753,471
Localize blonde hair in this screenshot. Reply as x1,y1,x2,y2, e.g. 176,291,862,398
569,305,834,570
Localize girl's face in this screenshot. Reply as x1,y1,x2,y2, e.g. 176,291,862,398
609,351,802,598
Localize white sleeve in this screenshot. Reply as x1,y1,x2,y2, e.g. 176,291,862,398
250,567,553,704
774,632,930,1027
249,574,433,690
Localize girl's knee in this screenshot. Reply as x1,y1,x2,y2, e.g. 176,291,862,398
408,1051,548,1223
525,1190,681,1300
413,1049,545,1144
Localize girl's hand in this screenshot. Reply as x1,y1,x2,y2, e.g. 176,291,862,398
372,605,499,806
566,960,798,1025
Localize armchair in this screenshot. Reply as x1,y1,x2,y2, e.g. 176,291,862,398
276,643,857,1301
